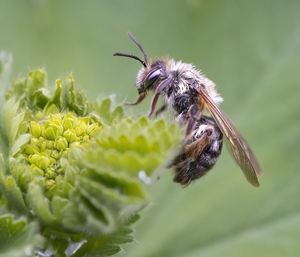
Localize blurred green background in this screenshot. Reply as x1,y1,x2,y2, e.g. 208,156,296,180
1,0,300,256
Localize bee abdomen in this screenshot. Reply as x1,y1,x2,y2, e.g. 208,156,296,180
172,116,223,186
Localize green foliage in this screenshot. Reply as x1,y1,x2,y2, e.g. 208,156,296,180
0,202,43,257
0,67,181,256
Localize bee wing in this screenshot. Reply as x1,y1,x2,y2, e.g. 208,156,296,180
195,85,262,187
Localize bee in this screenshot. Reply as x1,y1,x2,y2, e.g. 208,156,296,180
114,33,262,187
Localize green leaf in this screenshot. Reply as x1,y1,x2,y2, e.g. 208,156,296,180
60,75,89,116
71,215,140,257
26,182,57,225
10,133,31,157
0,176,27,214
0,214,42,257
95,97,124,125
26,69,47,100
3,98,24,145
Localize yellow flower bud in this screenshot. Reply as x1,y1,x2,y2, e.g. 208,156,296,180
75,120,87,136
50,114,62,124
61,149,70,158
38,153,51,170
45,167,56,179
30,122,41,138
43,127,56,140
43,120,63,140
28,154,40,165
45,179,56,191
55,136,68,151
63,113,76,130
78,117,89,125
70,141,81,148
30,137,40,147
22,144,39,155
49,157,56,166
83,135,90,143
46,140,55,149
29,153,50,170
63,129,78,143
39,138,47,152
30,164,44,176
50,150,60,159
87,123,101,136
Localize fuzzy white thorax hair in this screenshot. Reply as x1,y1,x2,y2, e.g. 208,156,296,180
166,59,223,105
136,58,223,105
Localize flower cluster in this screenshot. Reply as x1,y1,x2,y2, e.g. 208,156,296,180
0,67,182,257
21,113,101,197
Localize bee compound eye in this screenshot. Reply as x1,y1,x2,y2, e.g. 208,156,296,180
148,69,161,80
144,69,161,89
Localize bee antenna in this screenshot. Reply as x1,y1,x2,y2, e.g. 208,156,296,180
127,32,148,65
113,52,147,68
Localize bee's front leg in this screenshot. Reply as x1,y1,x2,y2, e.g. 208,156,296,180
154,104,167,117
125,92,147,106
148,76,172,117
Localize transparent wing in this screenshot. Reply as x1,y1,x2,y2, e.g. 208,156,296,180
195,85,262,187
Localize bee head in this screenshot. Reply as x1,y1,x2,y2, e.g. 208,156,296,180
114,33,166,96
136,61,166,94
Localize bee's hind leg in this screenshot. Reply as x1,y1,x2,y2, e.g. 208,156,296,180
184,126,213,160
171,125,214,186
170,125,213,167
185,104,202,137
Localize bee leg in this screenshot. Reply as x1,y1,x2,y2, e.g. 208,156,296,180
148,77,172,117
154,104,167,117
148,93,160,117
156,76,172,93
184,126,213,160
172,126,214,186
185,117,196,137
125,92,147,105
185,104,201,137
171,126,213,167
